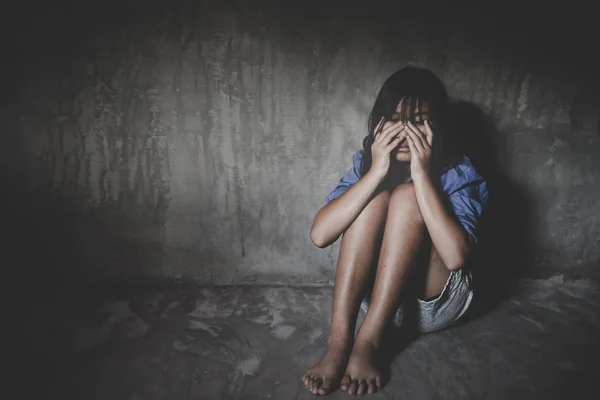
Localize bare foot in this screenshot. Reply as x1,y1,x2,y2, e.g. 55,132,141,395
340,339,385,395
302,340,353,395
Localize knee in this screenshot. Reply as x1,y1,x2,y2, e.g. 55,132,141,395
371,188,391,207
390,183,418,206
389,183,423,221
354,189,391,224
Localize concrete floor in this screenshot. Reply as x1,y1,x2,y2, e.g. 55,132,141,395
33,279,600,399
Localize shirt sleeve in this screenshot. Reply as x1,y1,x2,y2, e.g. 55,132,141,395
324,152,363,205
447,176,489,244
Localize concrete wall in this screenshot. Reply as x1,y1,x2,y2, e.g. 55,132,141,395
5,1,599,285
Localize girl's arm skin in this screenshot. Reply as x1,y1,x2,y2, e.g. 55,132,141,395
310,119,406,248
405,120,473,271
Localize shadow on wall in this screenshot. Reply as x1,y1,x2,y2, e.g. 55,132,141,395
449,101,537,317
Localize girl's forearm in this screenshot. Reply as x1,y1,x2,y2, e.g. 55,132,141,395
310,170,386,248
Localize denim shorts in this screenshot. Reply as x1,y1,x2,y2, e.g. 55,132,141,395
360,268,474,333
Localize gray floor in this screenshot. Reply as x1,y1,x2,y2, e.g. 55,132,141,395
39,279,600,399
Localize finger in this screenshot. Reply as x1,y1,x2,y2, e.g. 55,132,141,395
375,120,403,144
375,118,400,142
374,129,398,149
424,120,434,146
409,123,429,153
407,122,428,150
406,133,419,154
384,136,403,153
383,128,405,148
406,128,424,154
373,117,384,138
385,123,407,145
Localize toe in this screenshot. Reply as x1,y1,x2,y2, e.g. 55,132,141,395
315,379,322,392
302,374,308,387
348,379,359,395
340,375,351,391
317,379,331,395
357,380,367,395
308,374,316,389
302,373,310,387
375,376,383,390
313,376,322,393
367,378,377,394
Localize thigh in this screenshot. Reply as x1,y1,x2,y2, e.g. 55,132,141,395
338,188,391,262
413,236,452,300
338,189,391,299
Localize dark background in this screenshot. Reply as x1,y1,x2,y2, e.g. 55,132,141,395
2,0,598,290
2,1,599,397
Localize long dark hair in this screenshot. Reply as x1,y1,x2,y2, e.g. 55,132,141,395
360,67,462,184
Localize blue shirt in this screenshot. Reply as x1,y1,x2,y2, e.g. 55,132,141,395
324,151,489,243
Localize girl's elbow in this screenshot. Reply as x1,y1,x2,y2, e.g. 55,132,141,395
309,223,327,248
310,230,329,248
310,230,322,247
310,211,333,248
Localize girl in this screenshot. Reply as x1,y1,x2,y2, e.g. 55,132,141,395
302,67,489,396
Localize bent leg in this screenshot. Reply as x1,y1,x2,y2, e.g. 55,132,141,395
303,189,390,395
357,183,426,345
329,191,392,340
359,228,453,327
417,242,452,300
342,183,428,395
